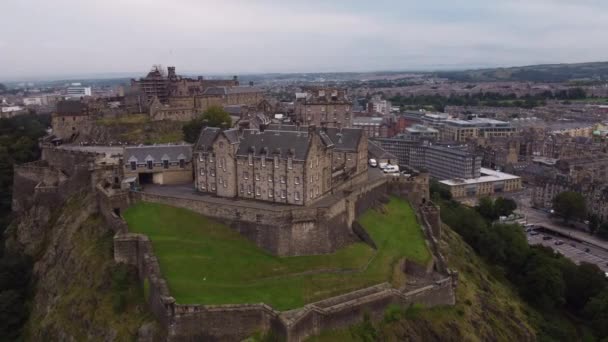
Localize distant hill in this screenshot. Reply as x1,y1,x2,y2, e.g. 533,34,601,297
435,61,608,83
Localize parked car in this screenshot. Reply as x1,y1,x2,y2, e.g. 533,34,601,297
368,158,378,167
529,231,540,236
554,240,564,245
379,162,388,170
383,165,400,174
542,236,552,240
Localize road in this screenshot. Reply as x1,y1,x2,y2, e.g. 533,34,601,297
527,230,608,273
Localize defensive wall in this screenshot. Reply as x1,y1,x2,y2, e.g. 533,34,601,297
108,187,455,341
12,145,455,341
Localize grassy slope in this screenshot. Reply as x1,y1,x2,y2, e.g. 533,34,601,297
123,196,430,310
23,199,157,341
309,225,537,342
92,114,184,144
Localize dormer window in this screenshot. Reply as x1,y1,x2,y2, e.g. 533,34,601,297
130,161,136,170
287,157,293,170
179,159,185,168
248,153,253,166
147,160,153,169
163,160,169,169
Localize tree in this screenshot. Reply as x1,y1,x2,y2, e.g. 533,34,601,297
182,106,232,143
588,214,600,234
494,197,517,217
598,222,608,240
562,262,606,312
584,289,608,338
521,251,566,310
476,197,497,221
552,191,586,222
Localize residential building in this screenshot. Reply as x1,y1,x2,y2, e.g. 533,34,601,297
123,144,193,185
352,116,389,138
294,87,352,128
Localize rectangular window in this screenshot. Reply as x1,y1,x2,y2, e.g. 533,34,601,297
295,176,300,185
268,175,273,182
199,169,205,176
281,190,286,199
261,158,266,167
295,191,300,201
248,153,253,165
130,161,136,171
255,173,260,181
288,157,293,170
316,156,319,166
256,187,261,196
210,169,215,177
209,155,214,163
163,160,169,169
280,176,286,184
244,172,249,180
147,160,153,169
199,155,204,162
179,159,185,168
247,185,252,194
268,191,273,198
274,156,279,168
240,184,244,194
200,183,206,190
211,184,216,191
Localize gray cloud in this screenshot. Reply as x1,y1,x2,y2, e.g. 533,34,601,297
2,0,608,80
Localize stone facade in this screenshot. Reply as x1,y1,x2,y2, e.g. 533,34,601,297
51,100,93,141
123,145,193,185
194,126,368,206
295,87,352,128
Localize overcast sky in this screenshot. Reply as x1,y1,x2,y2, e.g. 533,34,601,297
2,0,608,80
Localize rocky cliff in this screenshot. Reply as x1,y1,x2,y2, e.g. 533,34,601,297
5,193,161,341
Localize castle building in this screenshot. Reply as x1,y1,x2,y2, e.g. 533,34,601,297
51,100,92,141
294,88,352,128
193,125,367,206
122,144,193,185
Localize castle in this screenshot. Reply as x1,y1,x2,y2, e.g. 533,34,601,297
131,66,264,121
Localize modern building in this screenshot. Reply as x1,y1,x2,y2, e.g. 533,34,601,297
123,144,193,185
440,117,516,142
66,83,92,98
294,87,352,128
403,124,439,141
371,136,427,170
439,168,522,199
424,145,482,180
193,125,367,206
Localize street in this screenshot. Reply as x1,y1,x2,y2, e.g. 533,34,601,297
527,230,608,273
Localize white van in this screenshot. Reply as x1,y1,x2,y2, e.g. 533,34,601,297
383,165,400,173
369,158,378,167
379,162,388,170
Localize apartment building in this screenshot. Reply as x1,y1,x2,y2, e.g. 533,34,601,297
294,87,352,128
440,118,516,142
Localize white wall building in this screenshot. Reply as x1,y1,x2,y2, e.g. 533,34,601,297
66,83,92,98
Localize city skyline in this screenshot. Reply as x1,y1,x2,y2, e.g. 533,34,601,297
2,0,608,80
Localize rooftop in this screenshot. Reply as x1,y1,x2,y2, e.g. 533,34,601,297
439,168,520,186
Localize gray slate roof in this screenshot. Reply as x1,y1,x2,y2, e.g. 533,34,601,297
236,129,311,160
124,144,192,162
323,128,363,152
194,127,240,151
368,140,397,160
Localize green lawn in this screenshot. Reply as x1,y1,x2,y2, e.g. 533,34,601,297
123,196,430,310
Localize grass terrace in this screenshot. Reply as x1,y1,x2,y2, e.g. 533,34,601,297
123,196,431,310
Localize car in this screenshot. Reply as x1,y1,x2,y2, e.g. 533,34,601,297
542,236,552,240
570,242,576,247
529,231,540,236
378,162,388,170
368,159,378,167
383,165,400,174
554,240,564,245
